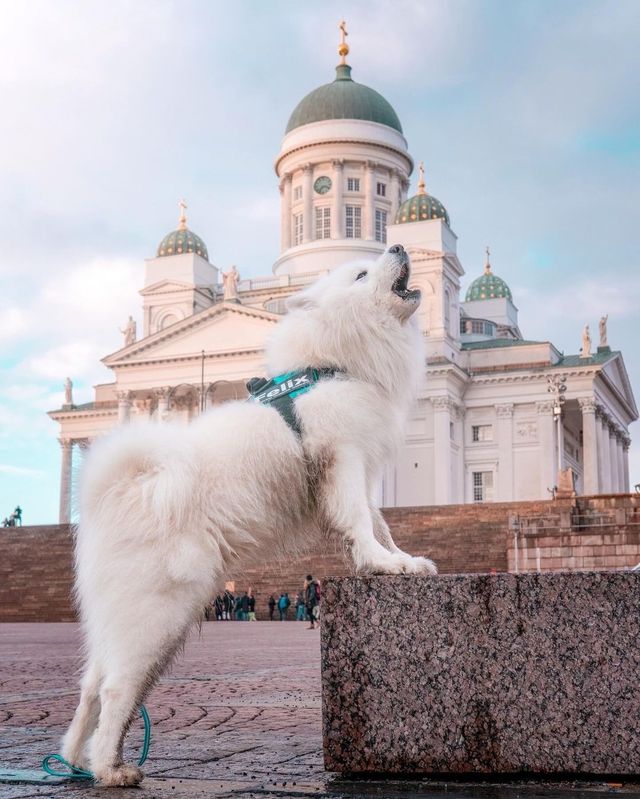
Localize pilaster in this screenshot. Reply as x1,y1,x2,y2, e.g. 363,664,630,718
364,161,375,240
496,404,514,501
280,173,292,251
608,422,620,492
116,390,133,424
432,396,453,504
536,401,556,498
332,160,344,239
302,164,313,244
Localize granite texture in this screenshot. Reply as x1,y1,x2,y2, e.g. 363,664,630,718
321,572,640,775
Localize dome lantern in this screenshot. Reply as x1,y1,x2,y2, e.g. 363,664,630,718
156,199,209,261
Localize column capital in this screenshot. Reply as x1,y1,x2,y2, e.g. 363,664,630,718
432,396,454,411
116,389,133,402
622,435,631,451
302,162,313,174
365,159,378,171
578,396,598,413
496,403,514,418
58,437,73,449
154,386,172,399
331,158,344,170
536,400,555,415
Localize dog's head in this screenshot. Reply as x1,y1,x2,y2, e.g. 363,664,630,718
285,245,420,322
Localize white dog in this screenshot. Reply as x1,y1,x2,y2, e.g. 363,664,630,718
61,244,436,786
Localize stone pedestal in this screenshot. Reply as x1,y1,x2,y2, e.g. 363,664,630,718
322,573,640,775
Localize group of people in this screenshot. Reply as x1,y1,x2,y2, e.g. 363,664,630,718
268,575,321,628
2,506,22,527
206,590,256,621
207,575,321,626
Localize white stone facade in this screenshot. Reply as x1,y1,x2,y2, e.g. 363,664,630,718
49,58,637,523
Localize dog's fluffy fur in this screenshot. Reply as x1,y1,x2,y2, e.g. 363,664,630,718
61,246,436,785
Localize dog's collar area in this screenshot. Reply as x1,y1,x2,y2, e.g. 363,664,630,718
246,367,341,435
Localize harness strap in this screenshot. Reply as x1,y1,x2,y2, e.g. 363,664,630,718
246,368,340,436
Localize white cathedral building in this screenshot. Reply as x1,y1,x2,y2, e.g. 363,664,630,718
50,32,637,523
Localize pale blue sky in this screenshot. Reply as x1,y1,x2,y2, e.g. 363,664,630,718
1,0,639,523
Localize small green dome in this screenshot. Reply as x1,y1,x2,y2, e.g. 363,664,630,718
465,257,512,302
286,64,402,134
157,226,208,260
394,191,450,226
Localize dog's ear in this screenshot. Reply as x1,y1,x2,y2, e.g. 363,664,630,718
285,289,317,312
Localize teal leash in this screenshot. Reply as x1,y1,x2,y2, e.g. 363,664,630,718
40,705,151,781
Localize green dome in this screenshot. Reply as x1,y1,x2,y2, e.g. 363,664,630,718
394,191,450,226
465,268,512,302
157,226,208,260
286,64,402,134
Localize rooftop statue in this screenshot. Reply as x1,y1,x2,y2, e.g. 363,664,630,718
222,265,240,302
599,315,608,348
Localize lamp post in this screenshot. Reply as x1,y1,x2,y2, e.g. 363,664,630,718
547,374,567,477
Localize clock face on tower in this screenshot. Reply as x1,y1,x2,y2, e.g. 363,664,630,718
313,176,332,195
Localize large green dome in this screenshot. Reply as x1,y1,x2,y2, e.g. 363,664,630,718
157,226,208,260
285,64,402,134
465,254,512,301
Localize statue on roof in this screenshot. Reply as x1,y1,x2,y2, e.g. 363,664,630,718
64,377,73,406
580,324,591,359
599,315,608,348
120,315,137,347
222,265,240,302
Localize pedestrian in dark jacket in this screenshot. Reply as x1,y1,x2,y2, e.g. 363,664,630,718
305,574,320,629
268,595,276,621
278,593,290,621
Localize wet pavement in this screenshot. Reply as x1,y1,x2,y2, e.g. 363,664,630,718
0,623,638,798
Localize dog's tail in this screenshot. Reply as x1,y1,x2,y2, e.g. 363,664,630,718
79,424,198,535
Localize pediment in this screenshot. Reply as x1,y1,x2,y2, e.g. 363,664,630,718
140,279,196,296
600,353,638,418
103,303,279,365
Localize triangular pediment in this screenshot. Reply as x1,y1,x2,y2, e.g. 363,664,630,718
600,353,638,418
103,303,280,366
140,279,196,296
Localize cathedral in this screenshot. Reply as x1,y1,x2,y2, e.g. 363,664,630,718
50,28,637,523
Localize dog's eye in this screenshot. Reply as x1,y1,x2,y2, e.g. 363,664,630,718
355,271,368,281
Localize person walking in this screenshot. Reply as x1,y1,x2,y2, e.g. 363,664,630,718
240,592,250,621
214,594,223,621
222,590,234,620
268,595,276,621
295,591,306,621
247,592,256,621
305,574,320,629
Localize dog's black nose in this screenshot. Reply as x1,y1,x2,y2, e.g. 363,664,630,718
388,244,405,255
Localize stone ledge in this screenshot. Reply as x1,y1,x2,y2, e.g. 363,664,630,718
321,572,640,775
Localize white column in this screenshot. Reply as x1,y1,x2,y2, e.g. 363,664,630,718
117,390,133,424
280,173,292,251
302,164,313,244
58,438,73,524
156,386,171,421
608,423,619,492
596,409,607,492
578,397,599,495
599,413,612,492
496,404,514,501
332,160,344,239
433,397,452,504
390,169,401,223
622,437,631,492
536,401,556,498
364,160,375,240
616,434,626,493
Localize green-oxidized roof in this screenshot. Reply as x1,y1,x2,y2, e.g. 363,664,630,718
461,339,543,350
157,228,208,260
285,64,402,134
465,271,512,302
394,192,449,226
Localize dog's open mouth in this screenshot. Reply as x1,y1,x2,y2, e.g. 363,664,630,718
392,260,420,301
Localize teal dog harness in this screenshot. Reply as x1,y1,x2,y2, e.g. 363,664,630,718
246,368,338,436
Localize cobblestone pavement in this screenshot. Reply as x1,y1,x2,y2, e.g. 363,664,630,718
1,623,639,799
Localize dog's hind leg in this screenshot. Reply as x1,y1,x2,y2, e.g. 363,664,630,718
89,622,190,787
61,658,102,770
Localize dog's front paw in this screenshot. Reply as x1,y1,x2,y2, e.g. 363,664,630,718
365,551,437,576
94,763,144,787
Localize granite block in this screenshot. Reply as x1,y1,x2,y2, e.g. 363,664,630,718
321,573,640,775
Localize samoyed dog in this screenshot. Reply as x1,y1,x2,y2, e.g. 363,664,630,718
61,244,436,785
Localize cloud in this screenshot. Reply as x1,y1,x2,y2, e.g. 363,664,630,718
0,464,45,478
